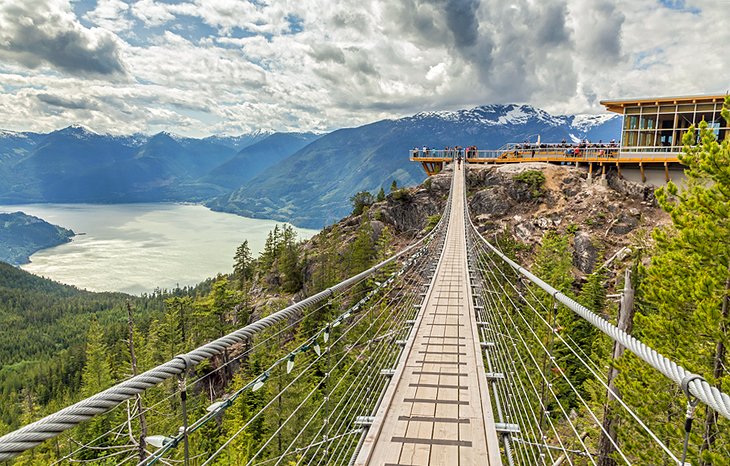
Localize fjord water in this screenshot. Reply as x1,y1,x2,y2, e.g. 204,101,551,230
0,203,318,295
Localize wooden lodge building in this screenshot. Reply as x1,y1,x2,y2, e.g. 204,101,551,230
411,93,729,182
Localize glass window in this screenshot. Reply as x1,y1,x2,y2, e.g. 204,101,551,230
641,116,656,129
659,105,676,113
678,104,695,112
696,103,716,111
625,115,639,129
641,106,658,113
623,131,638,147
625,106,641,114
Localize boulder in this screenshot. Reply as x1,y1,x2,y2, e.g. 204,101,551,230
609,212,639,235
469,187,513,217
573,232,597,273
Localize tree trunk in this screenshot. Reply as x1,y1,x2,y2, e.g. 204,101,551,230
699,270,730,465
127,302,148,463
597,268,634,466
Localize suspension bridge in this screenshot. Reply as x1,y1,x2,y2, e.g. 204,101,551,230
1,163,729,465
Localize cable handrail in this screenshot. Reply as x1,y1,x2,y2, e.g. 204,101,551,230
464,189,730,421
0,186,454,462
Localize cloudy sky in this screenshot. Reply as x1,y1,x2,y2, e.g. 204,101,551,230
0,0,727,136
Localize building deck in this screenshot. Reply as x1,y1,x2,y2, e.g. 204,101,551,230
354,169,502,466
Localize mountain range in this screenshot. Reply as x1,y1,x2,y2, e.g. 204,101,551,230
0,104,620,228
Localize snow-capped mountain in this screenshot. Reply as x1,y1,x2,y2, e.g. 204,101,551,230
208,104,622,228
0,105,621,226
411,104,619,138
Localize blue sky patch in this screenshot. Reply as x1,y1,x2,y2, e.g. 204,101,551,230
658,0,701,14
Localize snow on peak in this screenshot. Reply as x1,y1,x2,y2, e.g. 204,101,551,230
570,114,617,132
0,129,26,139
57,124,100,139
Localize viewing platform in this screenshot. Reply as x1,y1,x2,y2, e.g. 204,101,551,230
412,93,729,180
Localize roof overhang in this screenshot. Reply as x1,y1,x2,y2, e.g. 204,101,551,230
600,93,728,113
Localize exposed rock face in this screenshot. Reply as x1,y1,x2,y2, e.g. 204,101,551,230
465,163,670,275
607,172,657,204
377,173,450,234
573,231,598,273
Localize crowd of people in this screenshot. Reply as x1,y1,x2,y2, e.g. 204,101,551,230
411,139,620,160
510,138,619,157
411,145,478,158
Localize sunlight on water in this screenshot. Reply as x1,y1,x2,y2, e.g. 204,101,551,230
0,203,318,295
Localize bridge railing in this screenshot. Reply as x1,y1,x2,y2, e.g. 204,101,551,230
0,193,455,463
462,163,730,463
410,145,681,163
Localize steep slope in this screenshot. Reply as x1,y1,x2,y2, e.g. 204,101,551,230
208,105,621,228
204,132,321,189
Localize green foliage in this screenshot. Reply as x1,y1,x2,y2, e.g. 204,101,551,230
350,191,374,216
513,170,546,198
617,96,730,464
391,188,409,201
424,214,441,233
390,179,398,192
350,220,376,274
233,240,254,290
376,187,386,202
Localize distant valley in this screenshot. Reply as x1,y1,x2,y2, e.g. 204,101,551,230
0,104,620,228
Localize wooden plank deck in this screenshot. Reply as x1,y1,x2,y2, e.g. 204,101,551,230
354,169,502,466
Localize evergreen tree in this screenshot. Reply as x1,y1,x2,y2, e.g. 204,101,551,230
350,191,374,216
234,240,254,290
390,179,398,192
80,318,113,398
278,226,303,293
351,219,376,274
77,319,115,458
376,187,386,202
620,96,730,465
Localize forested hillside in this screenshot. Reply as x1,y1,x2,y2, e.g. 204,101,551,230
0,212,75,265
2,99,728,465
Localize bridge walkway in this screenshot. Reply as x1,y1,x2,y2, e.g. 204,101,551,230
355,168,502,465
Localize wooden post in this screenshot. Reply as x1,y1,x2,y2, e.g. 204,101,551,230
597,269,634,466
664,161,670,182
639,162,646,183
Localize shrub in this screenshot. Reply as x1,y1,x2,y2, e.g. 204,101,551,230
350,191,374,216
424,214,441,232
512,170,546,198
391,189,409,201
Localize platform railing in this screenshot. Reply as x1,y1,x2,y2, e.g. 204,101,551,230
409,145,682,163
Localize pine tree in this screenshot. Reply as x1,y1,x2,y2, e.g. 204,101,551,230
234,240,254,290
350,219,376,274
80,318,113,398
77,318,115,458
390,179,398,192
376,187,386,202
627,96,730,465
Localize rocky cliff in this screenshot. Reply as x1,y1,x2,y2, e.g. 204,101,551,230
465,162,669,276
